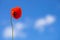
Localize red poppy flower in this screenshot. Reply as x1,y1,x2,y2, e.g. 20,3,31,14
11,6,22,19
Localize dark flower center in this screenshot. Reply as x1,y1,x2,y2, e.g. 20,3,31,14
14,12,17,16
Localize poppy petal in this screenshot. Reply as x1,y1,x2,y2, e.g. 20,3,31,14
11,6,22,19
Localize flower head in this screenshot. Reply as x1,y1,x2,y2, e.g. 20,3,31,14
11,6,22,19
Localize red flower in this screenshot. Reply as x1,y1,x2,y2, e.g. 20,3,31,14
11,6,22,19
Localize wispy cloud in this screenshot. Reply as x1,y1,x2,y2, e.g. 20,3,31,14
3,22,27,38
14,22,25,30
3,27,18,38
3,15,56,38
45,14,56,24
34,14,56,32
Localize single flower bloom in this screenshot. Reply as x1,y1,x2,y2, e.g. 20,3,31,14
11,6,22,19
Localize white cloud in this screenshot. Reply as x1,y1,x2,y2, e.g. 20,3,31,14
3,22,27,38
45,15,56,24
34,14,56,32
3,27,17,38
35,18,46,32
35,18,46,27
14,22,24,30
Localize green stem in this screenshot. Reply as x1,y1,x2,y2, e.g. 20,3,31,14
10,16,14,40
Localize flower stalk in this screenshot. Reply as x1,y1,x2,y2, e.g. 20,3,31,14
10,15,14,40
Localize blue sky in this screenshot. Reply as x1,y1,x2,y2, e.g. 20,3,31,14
0,0,60,40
